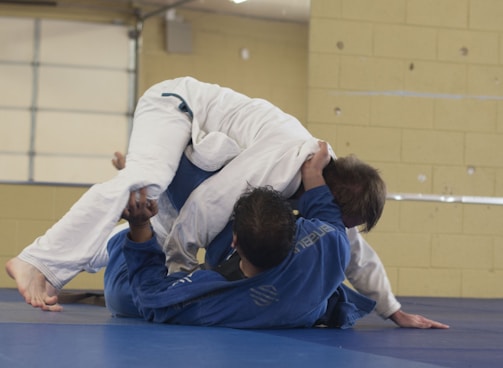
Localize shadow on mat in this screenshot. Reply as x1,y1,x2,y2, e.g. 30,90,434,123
58,290,106,307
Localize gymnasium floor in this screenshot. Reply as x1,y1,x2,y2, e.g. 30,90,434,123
0,288,501,368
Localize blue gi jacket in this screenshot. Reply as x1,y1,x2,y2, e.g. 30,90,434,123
115,185,375,329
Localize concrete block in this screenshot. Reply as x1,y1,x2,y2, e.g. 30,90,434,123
342,0,406,23
309,52,340,88
397,268,462,296
374,24,436,60
371,95,434,129
402,130,464,165
434,98,497,133
467,65,503,96
470,0,503,31
310,18,372,55
404,61,466,94
438,29,498,64
462,270,503,297
307,88,371,125
463,204,503,235
431,234,494,269
365,232,431,267
335,125,402,160
466,133,503,167
379,162,433,193
432,165,495,196
399,202,463,233
311,0,342,18
407,0,468,28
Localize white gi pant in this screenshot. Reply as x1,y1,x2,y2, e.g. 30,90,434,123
17,77,400,318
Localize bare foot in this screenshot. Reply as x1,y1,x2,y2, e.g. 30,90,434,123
5,257,63,312
112,151,126,170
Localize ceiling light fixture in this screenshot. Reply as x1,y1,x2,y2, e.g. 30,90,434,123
231,0,248,4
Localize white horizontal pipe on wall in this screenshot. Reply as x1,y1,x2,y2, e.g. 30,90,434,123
387,193,503,205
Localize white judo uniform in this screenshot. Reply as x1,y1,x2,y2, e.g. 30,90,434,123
17,76,400,319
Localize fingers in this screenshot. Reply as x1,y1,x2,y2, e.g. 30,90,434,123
149,198,159,216
426,319,450,329
138,187,148,205
314,141,329,160
317,140,328,153
127,190,137,211
127,188,148,207
124,188,158,221
308,140,330,169
390,310,449,329
414,315,449,329
134,188,149,210
112,151,126,170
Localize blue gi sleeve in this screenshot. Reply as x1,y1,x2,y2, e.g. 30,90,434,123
124,237,165,273
298,185,345,231
122,236,183,302
297,185,376,327
121,235,228,323
294,184,350,267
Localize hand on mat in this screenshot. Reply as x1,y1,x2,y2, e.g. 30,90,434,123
389,309,449,329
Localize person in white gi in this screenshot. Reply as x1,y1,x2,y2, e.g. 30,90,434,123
6,77,448,328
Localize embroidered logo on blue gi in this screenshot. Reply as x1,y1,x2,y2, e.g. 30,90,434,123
171,275,193,287
294,223,336,253
249,285,279,307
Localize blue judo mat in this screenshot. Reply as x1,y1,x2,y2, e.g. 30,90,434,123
0,289,501,368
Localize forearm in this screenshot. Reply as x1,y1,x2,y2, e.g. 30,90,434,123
298,141,345,230
123,252,181,323
301,168,325,191
301,140,330,193
298,186,346,232
127,220,168,285
122,188,168,293
128,222,154,243
122,237,208,324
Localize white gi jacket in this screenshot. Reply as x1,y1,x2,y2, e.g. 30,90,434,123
18,77,400,318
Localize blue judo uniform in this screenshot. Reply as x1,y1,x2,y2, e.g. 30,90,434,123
104,155,375,329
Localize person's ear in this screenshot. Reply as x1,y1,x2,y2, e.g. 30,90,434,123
231,234,238,249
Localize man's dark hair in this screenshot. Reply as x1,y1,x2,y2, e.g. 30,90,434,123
323,155,386,232
232,186,296,270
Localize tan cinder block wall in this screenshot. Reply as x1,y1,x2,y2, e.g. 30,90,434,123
0,184,106,289
0,6,307,289
310,0,503,298
137,9,308,119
